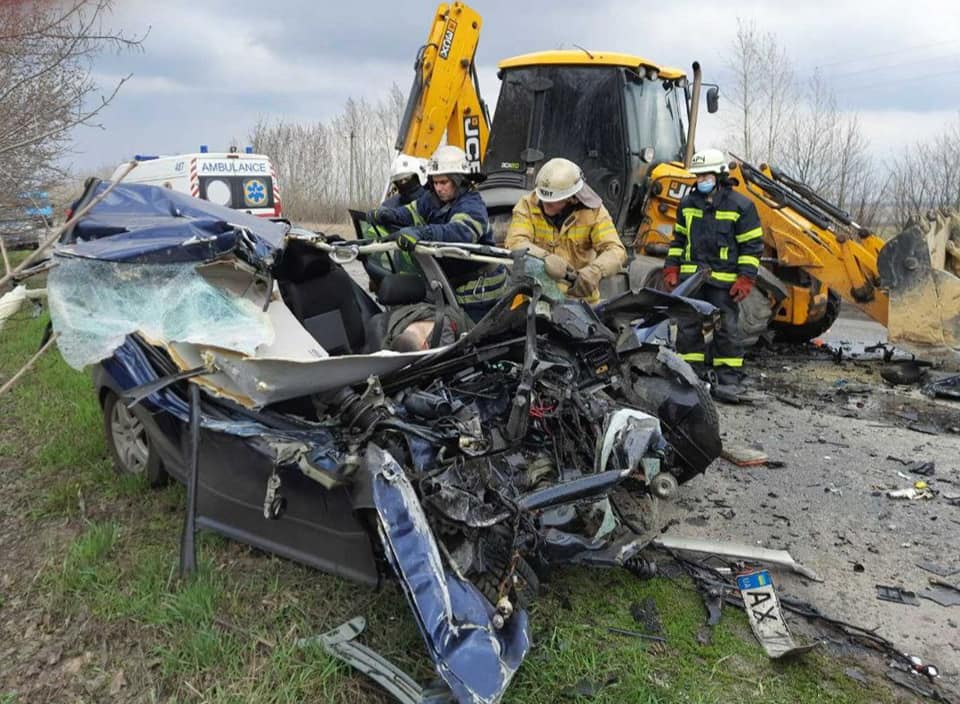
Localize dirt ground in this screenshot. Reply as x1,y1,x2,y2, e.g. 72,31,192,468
659,310,960,696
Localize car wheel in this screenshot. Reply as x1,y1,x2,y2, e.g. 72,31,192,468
474,537,540,609
102,390,167,487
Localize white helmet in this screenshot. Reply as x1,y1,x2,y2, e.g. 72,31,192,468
390,153,427,186
426,145,471,177
689,148,729,175
535,158,584,202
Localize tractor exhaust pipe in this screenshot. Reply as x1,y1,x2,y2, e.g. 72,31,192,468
683,62,703,169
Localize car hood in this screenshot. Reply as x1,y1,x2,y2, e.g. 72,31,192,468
58,179,287,265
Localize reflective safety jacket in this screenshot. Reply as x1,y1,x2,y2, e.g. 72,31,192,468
505,192,626,300
376,188,507,308
665,186,763,287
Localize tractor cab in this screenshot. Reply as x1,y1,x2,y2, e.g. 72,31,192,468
479,51,693,240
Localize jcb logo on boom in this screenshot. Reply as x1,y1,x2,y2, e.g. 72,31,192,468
667,180,691,201
463,115,481,170
439,19,457,59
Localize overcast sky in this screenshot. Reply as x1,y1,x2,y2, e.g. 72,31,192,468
70,0,960,173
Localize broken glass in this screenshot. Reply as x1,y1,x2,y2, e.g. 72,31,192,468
47,257,274,369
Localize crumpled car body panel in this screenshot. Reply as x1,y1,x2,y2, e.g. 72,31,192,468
54,182,721,704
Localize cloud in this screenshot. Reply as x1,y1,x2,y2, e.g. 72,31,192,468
68,0,960,173
855,109,960,155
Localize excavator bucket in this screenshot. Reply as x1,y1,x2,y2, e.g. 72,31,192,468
878,213,960,367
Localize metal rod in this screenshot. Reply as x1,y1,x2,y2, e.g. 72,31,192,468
0,333,58,398
683,62,703,168
180,382,201,577
607,627,667,643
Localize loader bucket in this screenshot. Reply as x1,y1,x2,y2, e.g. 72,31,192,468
878,223,960,368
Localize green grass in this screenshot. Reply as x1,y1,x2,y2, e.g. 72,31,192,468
0,287,899,703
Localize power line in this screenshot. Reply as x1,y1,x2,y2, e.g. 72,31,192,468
842,66,960,94
825,53,960,80
807,38,960,71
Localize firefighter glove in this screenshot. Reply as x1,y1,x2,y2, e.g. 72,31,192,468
544,254,573,282
393,227,421,253
662,266,680,291
369,208,402,228
729,275,755,302
569,264,602,298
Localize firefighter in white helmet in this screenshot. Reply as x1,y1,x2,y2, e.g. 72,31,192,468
379,153,427,209
370,145,508,322
505,157,626,302
663,148,763,399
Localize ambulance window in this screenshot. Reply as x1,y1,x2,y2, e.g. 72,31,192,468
205,179,232,207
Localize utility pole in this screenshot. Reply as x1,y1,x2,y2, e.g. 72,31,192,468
349,130,356,203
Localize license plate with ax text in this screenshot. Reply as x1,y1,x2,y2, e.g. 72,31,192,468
737,570,818,659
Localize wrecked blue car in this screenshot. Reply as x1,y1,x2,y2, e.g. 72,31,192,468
47,180,721,703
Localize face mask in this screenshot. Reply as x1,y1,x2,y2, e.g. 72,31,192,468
696,180,715,194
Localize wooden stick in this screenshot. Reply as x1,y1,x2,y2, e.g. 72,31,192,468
0,332,58,397
0,160,138,292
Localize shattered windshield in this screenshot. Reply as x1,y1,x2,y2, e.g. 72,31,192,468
511,253,564,302
48,257,275,369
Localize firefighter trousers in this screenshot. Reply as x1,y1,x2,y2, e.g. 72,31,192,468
677,283,744,380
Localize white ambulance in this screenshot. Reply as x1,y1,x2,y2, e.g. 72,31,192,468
111,146,282,218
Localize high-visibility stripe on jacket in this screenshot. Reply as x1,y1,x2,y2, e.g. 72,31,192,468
368,189,506,304
664,185,763,286
505,191,626,299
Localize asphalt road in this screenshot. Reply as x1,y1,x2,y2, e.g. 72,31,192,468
657,310,960,691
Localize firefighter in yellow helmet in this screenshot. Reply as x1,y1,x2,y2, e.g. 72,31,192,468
505,157,626,302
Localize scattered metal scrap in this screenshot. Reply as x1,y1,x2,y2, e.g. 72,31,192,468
669,553,953,702
920,578,960,608
924,374,960,400
875,585,920,606
305,617,454,704
652,535,822,581
916,561,960,578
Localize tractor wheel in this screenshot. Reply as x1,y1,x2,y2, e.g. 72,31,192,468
771,290,842,344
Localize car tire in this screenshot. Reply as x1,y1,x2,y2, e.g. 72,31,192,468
102,390,168,487
474,538,540,610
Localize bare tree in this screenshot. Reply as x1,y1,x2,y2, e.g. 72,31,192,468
720,23,880,228
723,19,793,164
780,71,842,192
251,84,408,223
888,115,960,227
0,0,144,206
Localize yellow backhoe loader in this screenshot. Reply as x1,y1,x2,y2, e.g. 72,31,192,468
394,2,960,365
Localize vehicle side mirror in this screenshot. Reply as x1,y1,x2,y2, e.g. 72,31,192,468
706,86,720,114
640,147,655,163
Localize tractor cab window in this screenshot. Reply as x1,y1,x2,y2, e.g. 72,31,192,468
624,75,685,164
485,65,628,217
